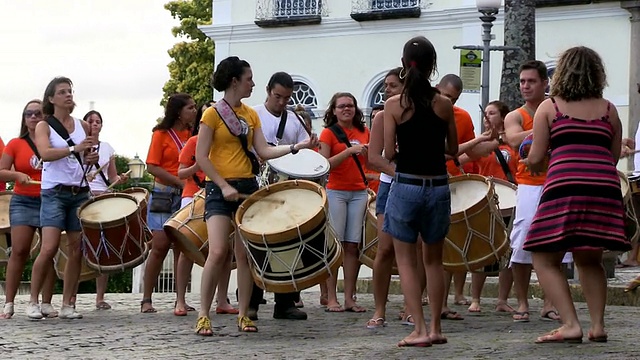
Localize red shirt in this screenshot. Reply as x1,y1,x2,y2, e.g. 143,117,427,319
476,144,518,182
446,106,478,175
319,125,370,191
179,136,205,198
3,137,42,197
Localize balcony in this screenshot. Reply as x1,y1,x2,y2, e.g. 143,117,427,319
255,0,327,28
351,0,431,22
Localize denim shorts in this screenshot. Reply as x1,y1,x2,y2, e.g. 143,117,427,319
204,179,259,220
10,194,41,228
375,181,392,216
147,185,183,231
40,186,90,232
383,173,451,244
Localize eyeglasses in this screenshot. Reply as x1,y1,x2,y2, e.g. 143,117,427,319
24,110,43,118
336,104,355,110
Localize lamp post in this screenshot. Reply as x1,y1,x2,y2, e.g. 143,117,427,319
453,0,519,132
127,154,146,186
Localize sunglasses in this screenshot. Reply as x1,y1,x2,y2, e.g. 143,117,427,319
336,104,355,110
24,110,43,118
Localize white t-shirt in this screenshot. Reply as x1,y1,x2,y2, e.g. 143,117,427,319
89,141,116,192
254,104,309,146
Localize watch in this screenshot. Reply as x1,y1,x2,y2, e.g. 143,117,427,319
68,145,75,154
498,134,505,145
290,144,299,154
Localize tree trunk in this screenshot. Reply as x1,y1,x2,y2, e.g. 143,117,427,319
499,0,537,111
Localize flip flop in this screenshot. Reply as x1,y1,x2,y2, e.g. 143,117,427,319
513,311,530,322
365,317,386,329
454,299,471,306
624,278,640,293
345,305,366,313
400,314,414,326
535,329,582,344
540,310,560,322
440,311,464,320
95,301,111,310
398,339,432,347
430,335,448,345
588,331,608,343
216,307,239,315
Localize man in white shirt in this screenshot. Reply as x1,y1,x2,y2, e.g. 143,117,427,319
250,72,310,320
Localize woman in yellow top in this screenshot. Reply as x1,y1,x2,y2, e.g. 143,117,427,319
194,56,318,336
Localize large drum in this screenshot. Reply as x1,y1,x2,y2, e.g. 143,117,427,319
444,174,509,272
121,187,150,218
360,190,399,275
54,231,99,282
236,180,343,293
78,193,150,273
259,149,330,187
165,189,236,268
620,171,639,245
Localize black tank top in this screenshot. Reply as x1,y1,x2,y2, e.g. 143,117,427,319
395,104,448,176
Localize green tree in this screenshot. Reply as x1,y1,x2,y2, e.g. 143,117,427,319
162,0,215,107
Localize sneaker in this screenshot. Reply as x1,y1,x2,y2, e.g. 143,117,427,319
273,307,308,320
26,302,44,320
1,302,14,319
59,305,83,320
40,303,58,318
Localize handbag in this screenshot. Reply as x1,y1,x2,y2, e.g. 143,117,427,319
149,191,174,213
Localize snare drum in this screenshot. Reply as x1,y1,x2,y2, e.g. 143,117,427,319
165,190,237,269
259,149,330,187
236,180,343,293
444,174,509,272
359,190,399,275
78,193,151,273
619,171,639,244
54,231,99,282
121,187,150,217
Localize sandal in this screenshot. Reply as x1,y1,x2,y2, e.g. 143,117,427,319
237,315,258,332
366,317,386,329
174,301,196,312
540,310,560,322
440,310,464,320
401,314,414,326
0,302,14,319
535,328,582,344
513,311,530,322
624,278,640,293
140,298,157,313
96,301,111,310
195,316,213,336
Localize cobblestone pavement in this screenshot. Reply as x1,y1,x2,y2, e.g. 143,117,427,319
1,292,639,359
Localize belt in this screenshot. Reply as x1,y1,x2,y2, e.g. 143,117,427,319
55,184,90,194
395,175,448,187
154,182,182,195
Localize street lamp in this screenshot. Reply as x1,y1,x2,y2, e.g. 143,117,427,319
127,154,146,185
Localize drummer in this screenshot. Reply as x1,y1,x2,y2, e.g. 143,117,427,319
0,99,57,319
250,71,310,321
194,56,318,336
79,110,129,310
458,101,515,313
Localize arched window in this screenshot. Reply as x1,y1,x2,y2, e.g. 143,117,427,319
288,81,318,108
545,62,556,96
369,81,385,108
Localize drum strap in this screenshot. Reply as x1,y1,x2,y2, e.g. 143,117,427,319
494,149,516,184
329,124,368,186
92,143,111,186
46,116,89,187
213,100,260,175
275,110,288,144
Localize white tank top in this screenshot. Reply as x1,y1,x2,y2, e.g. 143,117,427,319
41,118,88,189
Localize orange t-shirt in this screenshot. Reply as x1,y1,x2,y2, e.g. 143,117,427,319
514,107,546,185
0,137,5,192
477,144,518,183
3,137,42,197
319,125,370,191
447,106,478,175
179,136,206,198
146,128,191,185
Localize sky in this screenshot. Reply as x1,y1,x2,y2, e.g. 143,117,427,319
0,0,182,159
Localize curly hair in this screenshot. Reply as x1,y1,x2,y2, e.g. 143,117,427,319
322,92,365,132
550,46,607,101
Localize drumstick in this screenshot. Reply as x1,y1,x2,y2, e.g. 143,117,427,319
238,193,284,204
27,180,41,185
622,148,640,158
105,170,132,190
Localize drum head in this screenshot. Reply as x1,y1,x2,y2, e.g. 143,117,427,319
620,171,630,198
241,188,324,234
0,192,12,229
80,195,138,222
127,191,148,203
492,181,517,210
450,179,488,214
266,149,329,179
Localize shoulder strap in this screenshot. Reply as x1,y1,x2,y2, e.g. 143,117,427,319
328,124,368,186
493,148,515,184
167,128,185,151
92,143,111,186
213,103,260,175
275,110,288,142
21,135,41,160
46,116,82,164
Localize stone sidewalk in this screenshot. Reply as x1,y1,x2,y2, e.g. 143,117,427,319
1,292,639,359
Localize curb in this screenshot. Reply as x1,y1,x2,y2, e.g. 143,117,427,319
337,278,640,307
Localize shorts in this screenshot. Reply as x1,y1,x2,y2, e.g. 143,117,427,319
509,184,572,265
383,173,450,244
326,189,369,243
10,194,41,228
40,186,90,232
375,180,392,216
204,179,259,220
147,185,182,231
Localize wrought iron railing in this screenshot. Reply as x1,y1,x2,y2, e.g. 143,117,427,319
256,0,327,21
351,0,431,14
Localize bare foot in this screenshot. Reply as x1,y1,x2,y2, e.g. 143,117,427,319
495,302,515,313
468,301,481,313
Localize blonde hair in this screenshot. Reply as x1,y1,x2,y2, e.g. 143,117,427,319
550,46,607,101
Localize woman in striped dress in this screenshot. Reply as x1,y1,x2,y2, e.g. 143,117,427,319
522,46,631,344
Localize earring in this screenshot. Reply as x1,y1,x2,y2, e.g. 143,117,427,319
399,68,407,80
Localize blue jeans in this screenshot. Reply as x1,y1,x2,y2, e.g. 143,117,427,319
10,194,41,228
40,186,90,232
147,185,182,231
375,181,392,216
383,173,451,244
326,189,368,244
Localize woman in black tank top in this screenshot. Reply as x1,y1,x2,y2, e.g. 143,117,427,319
382,36,459,348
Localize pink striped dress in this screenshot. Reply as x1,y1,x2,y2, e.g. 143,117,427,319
523,98,631,253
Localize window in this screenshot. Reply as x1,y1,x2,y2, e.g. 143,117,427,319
288,81,318,108
275,0,322,17
370,0,419,10
545,64,556,95
369,81,385,108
